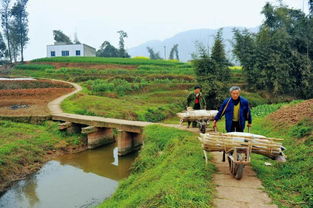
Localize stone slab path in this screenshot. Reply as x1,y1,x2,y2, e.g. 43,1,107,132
211,152,277,208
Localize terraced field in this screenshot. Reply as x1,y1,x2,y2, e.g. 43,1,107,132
11,57,196,122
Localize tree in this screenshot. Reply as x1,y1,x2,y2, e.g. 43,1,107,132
96,41,119,57
147,47,162,59
309,0,313,16
192,30,231,109
0,32,6,61
74,32,80,44
117,30,130,58
233,3,313,99
211,29,228,66
10,0,29,62
232,29,257,89
191,41,210,59
169,44,179,60
53,30,72,44
1,0,12,62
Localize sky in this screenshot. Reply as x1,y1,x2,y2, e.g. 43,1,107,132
22,0,310,60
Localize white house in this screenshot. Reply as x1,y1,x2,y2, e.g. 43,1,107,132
47,43,96,57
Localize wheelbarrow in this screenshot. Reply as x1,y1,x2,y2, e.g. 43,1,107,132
201,127,252,180
222,127,252,179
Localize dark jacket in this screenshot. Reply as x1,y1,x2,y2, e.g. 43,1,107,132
187,92,206,109
214,96,252,132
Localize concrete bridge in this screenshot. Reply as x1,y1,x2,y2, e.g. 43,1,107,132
53,113,151,156
47,81,159,156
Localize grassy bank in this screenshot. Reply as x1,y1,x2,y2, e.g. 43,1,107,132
99,125,215,208
236,100,312,208
0,120,85,192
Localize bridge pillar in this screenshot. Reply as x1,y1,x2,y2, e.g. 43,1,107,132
117,130,143,156
82,126,115,149
59,122,81,134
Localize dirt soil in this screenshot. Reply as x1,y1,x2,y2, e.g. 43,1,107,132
38,62,138,70
266,99,313,127
0,88,74,116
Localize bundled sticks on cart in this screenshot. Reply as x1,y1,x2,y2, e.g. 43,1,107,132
177,110,218,122
198,132,287,161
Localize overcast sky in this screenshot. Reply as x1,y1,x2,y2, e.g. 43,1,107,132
23,0,309,60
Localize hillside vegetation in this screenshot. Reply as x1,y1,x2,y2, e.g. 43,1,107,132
11,57,272,121
12,57,195,121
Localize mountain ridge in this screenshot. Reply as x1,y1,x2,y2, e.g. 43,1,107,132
128,26,259,62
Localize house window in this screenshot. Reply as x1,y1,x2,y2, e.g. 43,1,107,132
76,50,81,56
51,51,55,57
61,51,69,56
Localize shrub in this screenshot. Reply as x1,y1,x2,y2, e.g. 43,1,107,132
290,119,313,138
84,79,148,96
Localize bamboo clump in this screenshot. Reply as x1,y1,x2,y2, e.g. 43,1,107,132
198,132,286,160
177,110,218,122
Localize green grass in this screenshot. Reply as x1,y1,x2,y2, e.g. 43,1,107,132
14,63,55,70
0,79,72,90
241,91,269,107
241,101,313,208
98,125,215,208
61,88,188,122
0,120,83,188
32,57,187,66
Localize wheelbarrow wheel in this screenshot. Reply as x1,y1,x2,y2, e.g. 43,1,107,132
235,164,244,180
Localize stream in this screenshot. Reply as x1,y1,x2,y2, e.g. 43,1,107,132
0,143,137,208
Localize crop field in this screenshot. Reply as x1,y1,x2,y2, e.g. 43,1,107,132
9,57,275,121
10,58,195,121
32,56,185,66
0,79,74,116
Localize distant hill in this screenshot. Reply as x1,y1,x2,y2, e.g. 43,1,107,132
128,26,259,63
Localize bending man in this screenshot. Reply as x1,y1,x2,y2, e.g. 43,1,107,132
213,86,252,132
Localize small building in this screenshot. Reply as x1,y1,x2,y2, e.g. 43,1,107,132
47,43,96,57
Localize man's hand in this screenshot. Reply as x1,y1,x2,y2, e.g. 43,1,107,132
213,120,217,128
247,123,252,128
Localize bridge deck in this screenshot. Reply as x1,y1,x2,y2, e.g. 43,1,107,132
52,113,152,133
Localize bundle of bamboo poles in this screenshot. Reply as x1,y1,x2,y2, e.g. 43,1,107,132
177,110,218,122
198,132,286,160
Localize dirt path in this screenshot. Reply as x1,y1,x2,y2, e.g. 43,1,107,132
211,152,277,208
48,81,278,208
48,80,82,114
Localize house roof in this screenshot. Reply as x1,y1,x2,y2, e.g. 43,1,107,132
47,43,96,50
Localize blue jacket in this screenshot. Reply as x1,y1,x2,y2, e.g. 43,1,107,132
214,96,252,132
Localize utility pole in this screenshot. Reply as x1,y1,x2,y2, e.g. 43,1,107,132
164,46,166,60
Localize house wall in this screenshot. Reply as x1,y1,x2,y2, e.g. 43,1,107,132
47,44,96,57
83,45,96,56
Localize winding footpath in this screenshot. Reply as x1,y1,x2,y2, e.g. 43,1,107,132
48,80,278,208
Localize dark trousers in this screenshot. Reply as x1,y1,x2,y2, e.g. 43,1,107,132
230,121,243,132
187,104,201,128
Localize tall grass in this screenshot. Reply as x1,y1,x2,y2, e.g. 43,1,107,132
98,125,215,208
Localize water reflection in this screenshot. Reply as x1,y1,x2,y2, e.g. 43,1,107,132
0,143,137,208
